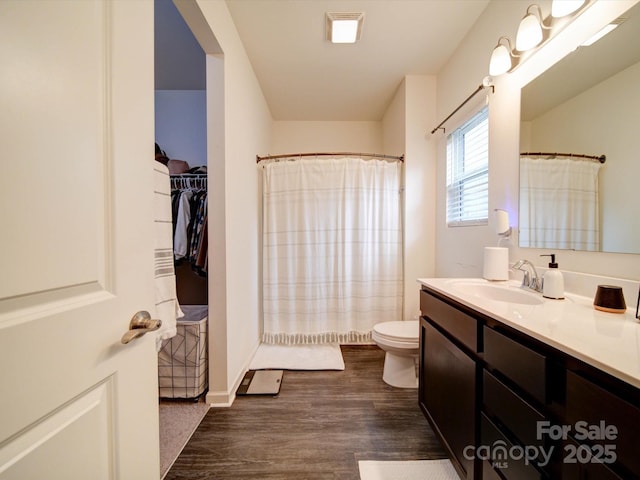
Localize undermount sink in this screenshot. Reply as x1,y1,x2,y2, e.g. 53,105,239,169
450,281,544,305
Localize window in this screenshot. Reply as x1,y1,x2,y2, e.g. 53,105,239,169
446,106,489,226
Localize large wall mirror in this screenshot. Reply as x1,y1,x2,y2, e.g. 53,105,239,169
519,1,640,254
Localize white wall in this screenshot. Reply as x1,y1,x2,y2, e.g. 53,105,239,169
435,1,521,279
271,121,382,153
382,82,406,157
155,90,207,166
383,76,438,320
436,0,640,282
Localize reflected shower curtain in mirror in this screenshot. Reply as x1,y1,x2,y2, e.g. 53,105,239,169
520,156,603,251
262,157,403,344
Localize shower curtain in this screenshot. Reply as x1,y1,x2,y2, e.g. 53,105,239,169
262,157,403,344
520,156,602,251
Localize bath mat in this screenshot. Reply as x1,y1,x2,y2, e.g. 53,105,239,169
249,343,345,371
358,459,457,480
236,370,283,395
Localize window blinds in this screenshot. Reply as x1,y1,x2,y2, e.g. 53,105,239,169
446,106,489,226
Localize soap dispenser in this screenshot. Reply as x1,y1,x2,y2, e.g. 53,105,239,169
540,254,564,299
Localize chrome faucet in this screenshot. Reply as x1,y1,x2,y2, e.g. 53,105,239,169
512,259,543,293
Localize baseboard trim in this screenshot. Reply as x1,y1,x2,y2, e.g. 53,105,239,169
206,339,262,407
205,390,233,407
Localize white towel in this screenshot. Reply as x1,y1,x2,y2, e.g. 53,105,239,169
154,163,183,350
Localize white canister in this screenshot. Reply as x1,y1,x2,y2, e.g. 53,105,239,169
483,247,509,281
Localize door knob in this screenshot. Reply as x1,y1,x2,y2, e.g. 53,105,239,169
121,310,162,344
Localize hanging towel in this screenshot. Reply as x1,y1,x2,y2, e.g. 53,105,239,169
154,163,183,350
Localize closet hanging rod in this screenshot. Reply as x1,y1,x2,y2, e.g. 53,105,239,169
256,152,404,163
170,173,207,191
520,152,606,163
430,82,494,135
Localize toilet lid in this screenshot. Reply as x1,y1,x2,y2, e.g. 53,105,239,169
373,320,419,341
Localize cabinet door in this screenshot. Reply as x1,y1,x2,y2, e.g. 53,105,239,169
561,439,624,480
565,371,640,478
421,319,476,479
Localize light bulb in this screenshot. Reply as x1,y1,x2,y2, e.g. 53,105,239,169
516,13,543,51
331,20,359,43
489,43,512,76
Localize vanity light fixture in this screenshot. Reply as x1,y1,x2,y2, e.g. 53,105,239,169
516,5,551,51
326,12,364,44
489,37,518,76
551,0,585,18
488,0,590,76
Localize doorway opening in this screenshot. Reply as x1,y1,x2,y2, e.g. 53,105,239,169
154,0,224,476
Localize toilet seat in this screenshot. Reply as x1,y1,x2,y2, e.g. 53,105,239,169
372,320,419,349
372,320,419,388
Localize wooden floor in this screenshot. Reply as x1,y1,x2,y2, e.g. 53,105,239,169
164,345,447,480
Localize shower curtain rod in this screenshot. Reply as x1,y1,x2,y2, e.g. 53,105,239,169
430,82,494,135
520,152,606,164
256,152,404,163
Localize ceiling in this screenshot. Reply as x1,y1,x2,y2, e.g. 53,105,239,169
156,0,490,121
224,0,489,121
155,0,205,90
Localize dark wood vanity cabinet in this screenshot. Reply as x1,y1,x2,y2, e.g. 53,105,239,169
481,327,553,480
562,371,640,480
419,286,640,480
419,290,480,480
420,319,477,479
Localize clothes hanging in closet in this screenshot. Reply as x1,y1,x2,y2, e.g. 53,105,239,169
171,181,208,274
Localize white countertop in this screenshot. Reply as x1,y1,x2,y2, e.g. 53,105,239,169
418,277,640,389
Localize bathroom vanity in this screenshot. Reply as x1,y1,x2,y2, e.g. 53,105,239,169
418,278,640,480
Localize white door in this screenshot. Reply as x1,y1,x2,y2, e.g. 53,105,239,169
0,1,159,478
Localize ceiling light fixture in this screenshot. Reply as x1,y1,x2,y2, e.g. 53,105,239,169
551,0,585,18
516,5,551,51
326,12,364,44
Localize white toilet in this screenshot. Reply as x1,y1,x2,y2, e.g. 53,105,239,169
372,320,420,388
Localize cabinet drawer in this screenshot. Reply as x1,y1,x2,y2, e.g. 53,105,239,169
483,370,546,449
566,371,640,477
561,438,624,480
484,327,547,404
481,414,545,480
420,290,478,352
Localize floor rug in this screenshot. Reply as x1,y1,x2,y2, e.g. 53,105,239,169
159,399,209,479
358,459,458,480
249,343,345,370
